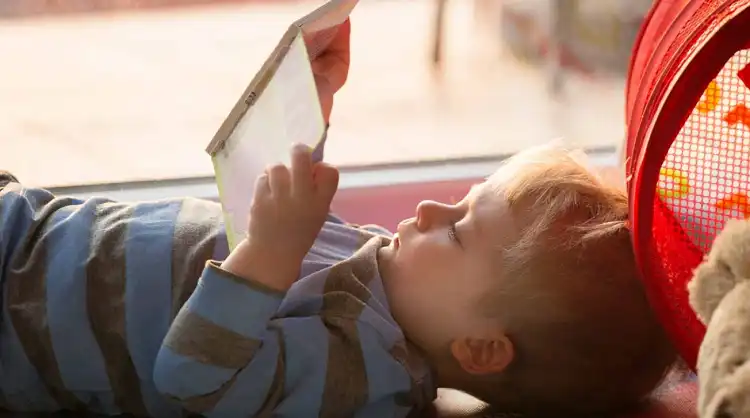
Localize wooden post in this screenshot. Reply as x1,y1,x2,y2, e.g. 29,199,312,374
432,0,448,69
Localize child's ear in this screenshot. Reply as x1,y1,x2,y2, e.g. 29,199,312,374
450,335,514,375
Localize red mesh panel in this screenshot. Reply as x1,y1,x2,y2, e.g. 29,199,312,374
627,0,750,370
647,198,705,360
625,0,703,173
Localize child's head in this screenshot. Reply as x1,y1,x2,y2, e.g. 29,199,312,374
378,144,676,416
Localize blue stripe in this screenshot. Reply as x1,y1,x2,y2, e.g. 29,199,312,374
185,266,283,339
0,189,76,273
356,320,411,415
211,227,230,262
277,266,327,316
305,222,361,263
274,317,329,416
124,201,182,417
153,347,236,399
206,328,280,417
0,190,26,269
45,202,111,395
358,307,403,352
72,390,118,415
140,381,182,418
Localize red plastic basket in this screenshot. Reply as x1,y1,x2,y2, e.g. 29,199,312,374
626,0,750,370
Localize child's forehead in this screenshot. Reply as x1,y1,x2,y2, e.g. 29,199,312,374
472,167,512,198
463,181,494,205
465,178,515,226
460,177,505,209
485,159,525,187
462,182,521,264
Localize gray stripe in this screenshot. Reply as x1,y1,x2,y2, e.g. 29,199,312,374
170,198,222,319
319,310,369,418
323,237,382,296
389,341,434,410
85,203,148,416
0,173,18,191
355,229,381,251
164,309,260,369
166,198,230,415
4,192,86,411
167,322,270,415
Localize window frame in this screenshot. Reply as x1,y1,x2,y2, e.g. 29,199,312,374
46,146,619,202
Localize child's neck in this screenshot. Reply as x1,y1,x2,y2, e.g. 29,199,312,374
408,342,469,391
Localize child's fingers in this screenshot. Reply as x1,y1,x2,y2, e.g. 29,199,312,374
313,163,339,206
255,173,270,195
291,144,314,192
267,164,291,196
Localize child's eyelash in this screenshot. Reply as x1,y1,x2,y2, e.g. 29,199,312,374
448,224,459,242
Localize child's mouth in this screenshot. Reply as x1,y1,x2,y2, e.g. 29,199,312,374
393,235,400,249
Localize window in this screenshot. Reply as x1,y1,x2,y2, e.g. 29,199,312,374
0,0,641,190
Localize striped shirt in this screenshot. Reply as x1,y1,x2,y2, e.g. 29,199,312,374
0,181,436,417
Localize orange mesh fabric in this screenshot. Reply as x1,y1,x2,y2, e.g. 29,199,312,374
627,0,750,370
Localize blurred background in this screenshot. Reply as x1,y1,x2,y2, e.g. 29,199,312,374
0,0,651,187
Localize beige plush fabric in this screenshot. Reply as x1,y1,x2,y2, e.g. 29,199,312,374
689,219,750,418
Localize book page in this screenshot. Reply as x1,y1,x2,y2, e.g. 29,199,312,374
212,32,324,249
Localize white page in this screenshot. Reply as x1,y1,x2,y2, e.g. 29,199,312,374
209,0,359,249
213,33,325,249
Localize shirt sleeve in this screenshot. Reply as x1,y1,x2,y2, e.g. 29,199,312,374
152,261,286,414
0,182,85,277
152,262,422,416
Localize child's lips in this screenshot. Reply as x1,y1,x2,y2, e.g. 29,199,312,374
393,234,400,249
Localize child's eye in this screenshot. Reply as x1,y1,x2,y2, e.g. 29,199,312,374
448,223,461,245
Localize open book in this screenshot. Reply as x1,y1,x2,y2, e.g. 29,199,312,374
205,0,359,250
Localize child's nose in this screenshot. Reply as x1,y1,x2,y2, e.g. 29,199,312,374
416,200,451,231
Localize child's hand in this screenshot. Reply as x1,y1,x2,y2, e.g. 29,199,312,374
312,18,350,124
249,144,339,260
221,144,339,291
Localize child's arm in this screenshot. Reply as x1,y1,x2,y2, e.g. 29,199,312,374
153,256,419,417
153,145,340,413
151,260,287,414
154,263,418,417
0,181,85,266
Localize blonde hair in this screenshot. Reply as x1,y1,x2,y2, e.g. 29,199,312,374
474,145,676,416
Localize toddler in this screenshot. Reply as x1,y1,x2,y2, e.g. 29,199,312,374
0,143,674,417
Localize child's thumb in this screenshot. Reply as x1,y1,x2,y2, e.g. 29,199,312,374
314,163,339,204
